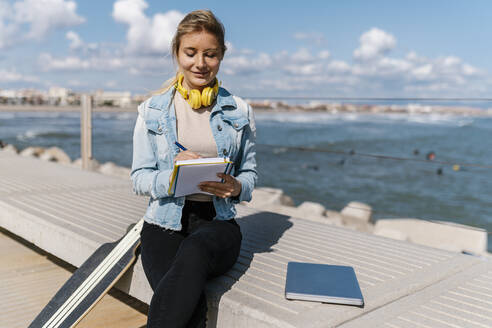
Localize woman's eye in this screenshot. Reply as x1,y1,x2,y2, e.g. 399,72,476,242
205,53,217,58
186,53,194,57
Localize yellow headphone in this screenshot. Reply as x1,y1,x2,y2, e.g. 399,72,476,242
175,73,219,109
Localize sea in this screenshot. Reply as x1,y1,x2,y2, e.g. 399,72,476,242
1,106,491,251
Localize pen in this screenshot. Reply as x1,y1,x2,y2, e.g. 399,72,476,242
175,141,188,151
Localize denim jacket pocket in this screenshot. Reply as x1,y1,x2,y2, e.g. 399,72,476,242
222,116,249,131
219,116,249,170
145,119,172,167
145,120,164,135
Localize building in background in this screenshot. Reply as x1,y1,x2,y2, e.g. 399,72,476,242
94,90,132,108
48,87,69,106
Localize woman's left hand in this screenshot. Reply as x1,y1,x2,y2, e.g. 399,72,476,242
198,173,241,198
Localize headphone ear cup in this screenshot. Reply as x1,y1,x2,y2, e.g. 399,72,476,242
201,87,214,107
188,89,202,109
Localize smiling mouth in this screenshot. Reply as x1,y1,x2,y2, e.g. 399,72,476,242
192,72,208,77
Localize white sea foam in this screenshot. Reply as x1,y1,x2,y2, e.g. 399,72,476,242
2,112,79,119
0,113,16,119
97,113,113,120
115,112,136,120
17,129,41,141
94,112,136,120
255,112,339,124
255,112,474,127
15,128,74,141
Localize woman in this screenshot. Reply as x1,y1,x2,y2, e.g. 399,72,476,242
131,9,257,328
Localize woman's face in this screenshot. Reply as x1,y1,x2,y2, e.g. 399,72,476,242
177,30,222,91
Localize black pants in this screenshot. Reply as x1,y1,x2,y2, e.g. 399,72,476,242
140,201,242,328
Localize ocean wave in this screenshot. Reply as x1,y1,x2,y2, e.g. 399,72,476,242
17,129,75,141
0,113,16,119
404,114,474,126
94,112,136,120
255,112,475,127
115,112,137,120
3,112,80,119
255,112,339,124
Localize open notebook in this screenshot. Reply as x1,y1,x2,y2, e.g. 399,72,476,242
168,157,232,197
285,262,364,306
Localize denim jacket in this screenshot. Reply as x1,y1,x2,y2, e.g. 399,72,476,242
131,86,257,230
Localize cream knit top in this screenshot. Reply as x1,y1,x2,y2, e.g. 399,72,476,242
174,91,217,202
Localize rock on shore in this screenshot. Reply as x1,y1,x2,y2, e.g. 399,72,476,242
374,219,488,254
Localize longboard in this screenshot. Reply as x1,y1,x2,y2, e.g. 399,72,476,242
29,219,144,328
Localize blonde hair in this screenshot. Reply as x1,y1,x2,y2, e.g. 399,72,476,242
154,9,227,95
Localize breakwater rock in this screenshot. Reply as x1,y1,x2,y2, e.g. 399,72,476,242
1,142,130,178
242,188,489,254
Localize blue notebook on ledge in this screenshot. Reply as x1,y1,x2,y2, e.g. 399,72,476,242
285,262,364,306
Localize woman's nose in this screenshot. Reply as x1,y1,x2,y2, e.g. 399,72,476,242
195,55,206,69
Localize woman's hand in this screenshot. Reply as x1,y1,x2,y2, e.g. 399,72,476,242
174,150,201,162
198,173,242,198
170,151,202,184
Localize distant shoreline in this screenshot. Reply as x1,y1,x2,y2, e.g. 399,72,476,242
0,104,136,113
1,103,492,116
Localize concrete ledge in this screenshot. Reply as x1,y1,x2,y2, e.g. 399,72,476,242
0,152,488,327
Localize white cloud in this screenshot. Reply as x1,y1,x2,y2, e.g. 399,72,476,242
256,33,486,97
406,51,427,64
327,60,350,73
38,49,173,77
0,1,19,48
39,53,91,71
291,48,313,62
412,64,433,80
151,11,184,52
440,56,461,67
65,30,98,54
13,0,85,39
0,69,38,83
222,53,272,75
284,63,318,76
293,32,326,45
112,0,183,54
66,31,83,50
318,50,331,60
462,64,478,76
258,78,308,91
354,28,396,61
66,79,86,87
19,13,491,98
0,0,84,49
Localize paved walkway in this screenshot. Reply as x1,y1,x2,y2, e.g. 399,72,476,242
1,151,491,327
0,228,147,328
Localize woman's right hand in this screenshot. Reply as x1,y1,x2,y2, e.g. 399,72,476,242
174,150,201,162
169,151,202,184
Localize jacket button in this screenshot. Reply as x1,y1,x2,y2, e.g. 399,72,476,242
222,149,228,155
217,125,222,131
157,126,162,132
234,123,239,128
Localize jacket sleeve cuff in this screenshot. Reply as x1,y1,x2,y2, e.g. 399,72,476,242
231,175,253,204
152,169,173,198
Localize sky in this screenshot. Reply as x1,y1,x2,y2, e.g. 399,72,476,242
1,0,492,98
